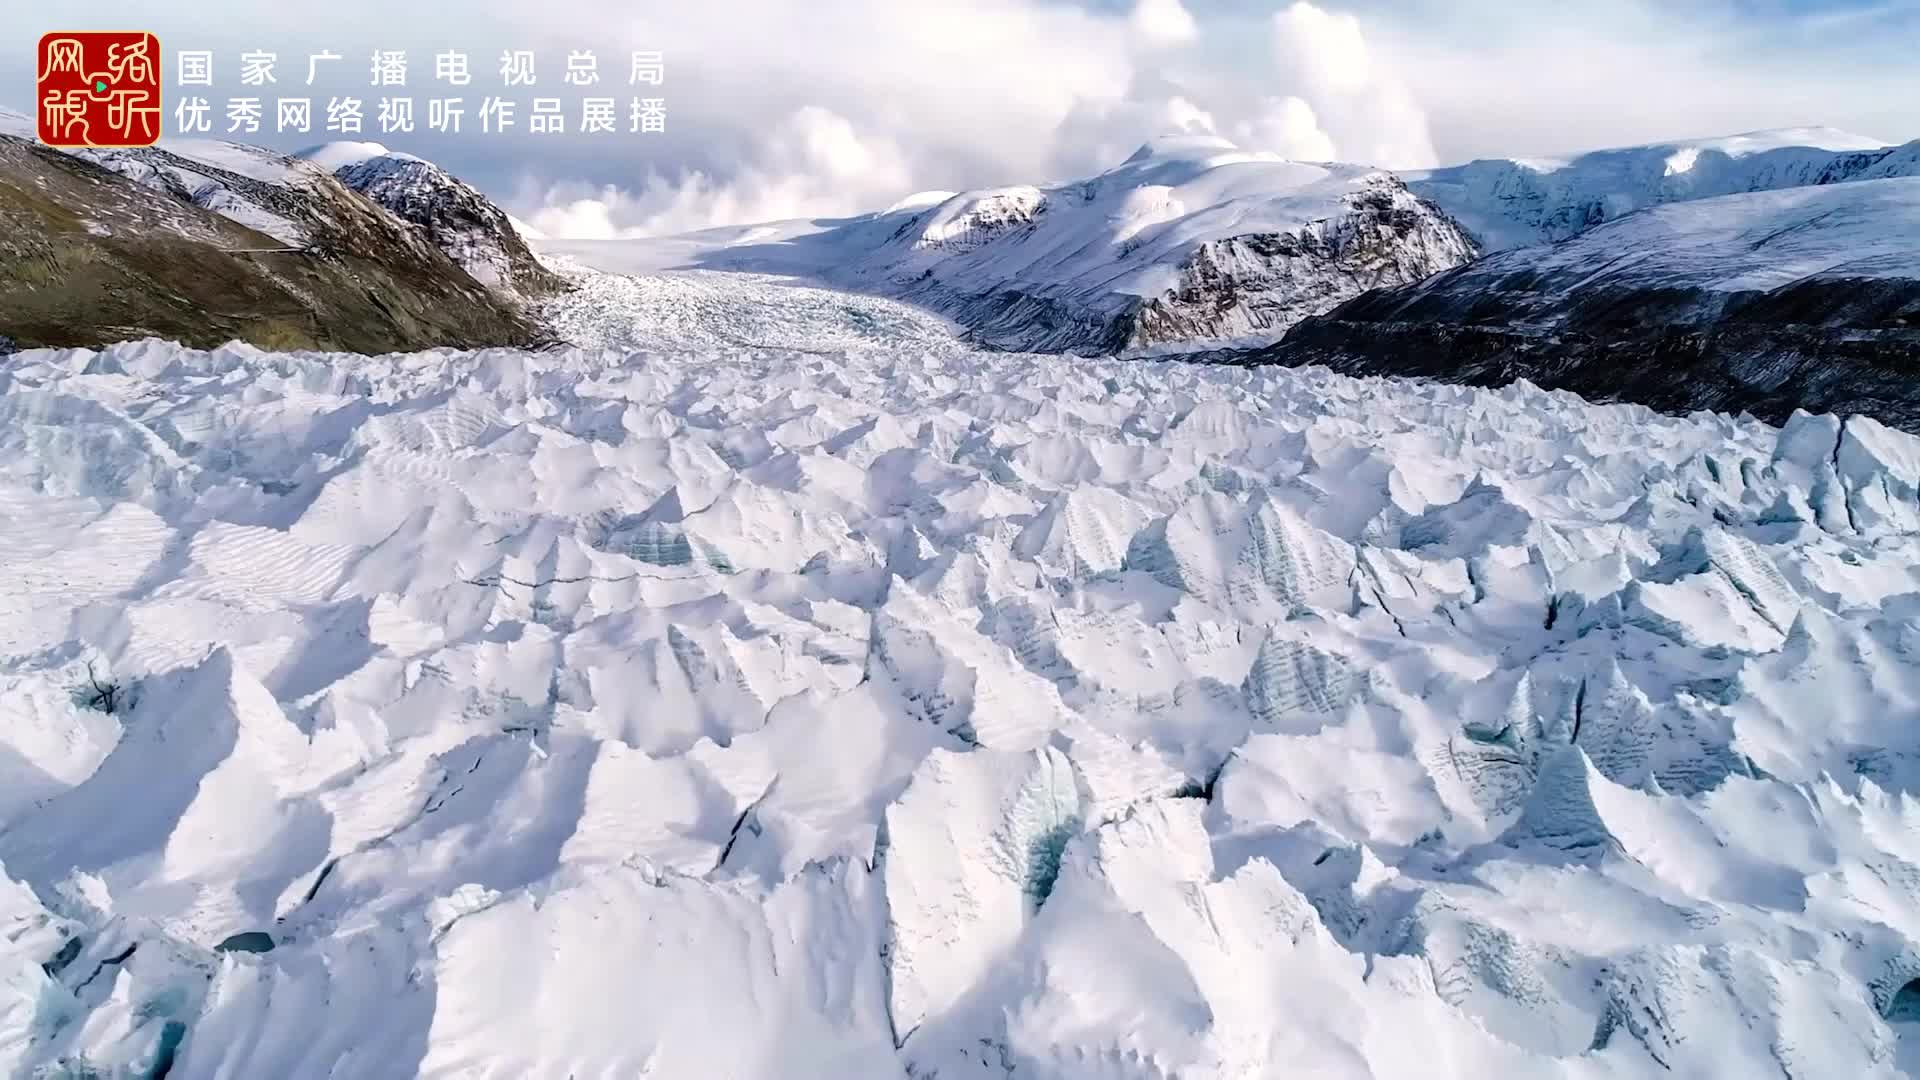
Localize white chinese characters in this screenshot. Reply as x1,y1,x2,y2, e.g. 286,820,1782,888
227,97,262,133
177,51,213,86
499,51,536,87
436,51,471,86
168,48,674,138
371,50,408,87
277,98,311,134
565,51,599,86
630,51,664,85
239,51,276,87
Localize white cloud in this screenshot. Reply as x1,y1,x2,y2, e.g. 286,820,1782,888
1360,0,1919,163
34,0,1913,232
1129,0,1200,48
1273,2,1375,96
527,106,914,238
1268,2,1437,167
1232,97,1339,162
1047,84,1221,181
513,0,1144,236
522,0,1448,237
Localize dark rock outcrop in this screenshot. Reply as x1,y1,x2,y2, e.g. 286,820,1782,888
657,138,1479,357
331,154,568,300
1248,177,1920,430
875,176,1476,356
1126,182,1477,351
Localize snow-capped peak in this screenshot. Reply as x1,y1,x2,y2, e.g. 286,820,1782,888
1120,132,1247,165
884,190,959,214
293,140,426,171
1667,125,1889,157
1106,134,1291,185
545,131,1471,354
1406,126,1916,249
321,150,566,297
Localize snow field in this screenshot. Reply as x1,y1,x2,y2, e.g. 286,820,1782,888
3,331,1920,1076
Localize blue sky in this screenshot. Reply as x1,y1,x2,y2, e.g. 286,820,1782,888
6,0,1915,236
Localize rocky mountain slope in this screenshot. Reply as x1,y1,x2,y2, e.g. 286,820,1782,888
49,124,565,308
1254,176,1920,428
295,141,568,301
1405,127,1920,250
0,135,545,353
546,134,1477,354
546,127,1920,360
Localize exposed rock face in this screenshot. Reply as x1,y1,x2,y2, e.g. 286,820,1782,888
1128,180,1476,349
875,173,1475,355
609,136,1480,357
904,186,1048,253
69,144,328,246
331,155,568,300
1251,177,1920,430
57,130,565,311
0,137,545,353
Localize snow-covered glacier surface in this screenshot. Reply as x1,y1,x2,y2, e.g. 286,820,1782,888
545,135,1476,356
7,324,1920,1076
1405,126,1920,251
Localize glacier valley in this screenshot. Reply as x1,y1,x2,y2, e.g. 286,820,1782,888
4,270,1920,1077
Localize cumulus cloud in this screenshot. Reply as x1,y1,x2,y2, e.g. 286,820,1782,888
523,0,1449,237
1269,2,1437,168
1031,1,1431,178
1232,97,1339,163
512,0,1143,236
42,0,1912,236
1359,0,1917,163
1274,2,1376,96
1128,0,1200,48
1048,80,1221,180
527,106,914,238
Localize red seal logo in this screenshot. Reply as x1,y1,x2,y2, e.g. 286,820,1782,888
37,32,163,148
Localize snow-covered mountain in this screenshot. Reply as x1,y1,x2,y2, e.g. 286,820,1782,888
0,129,542,353
295,141,567,300
1,108,329,249
8,310,1920,1073
0,108,559,309
0,106,564,352
548,134,1477,354
548,127,1920,358
1261,175,1920,428
1406,127,1920,250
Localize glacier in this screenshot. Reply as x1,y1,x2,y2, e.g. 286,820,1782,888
1405,126,1920,251
5,268,1920,1076
540,127,1920,361
543,134,1477,356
